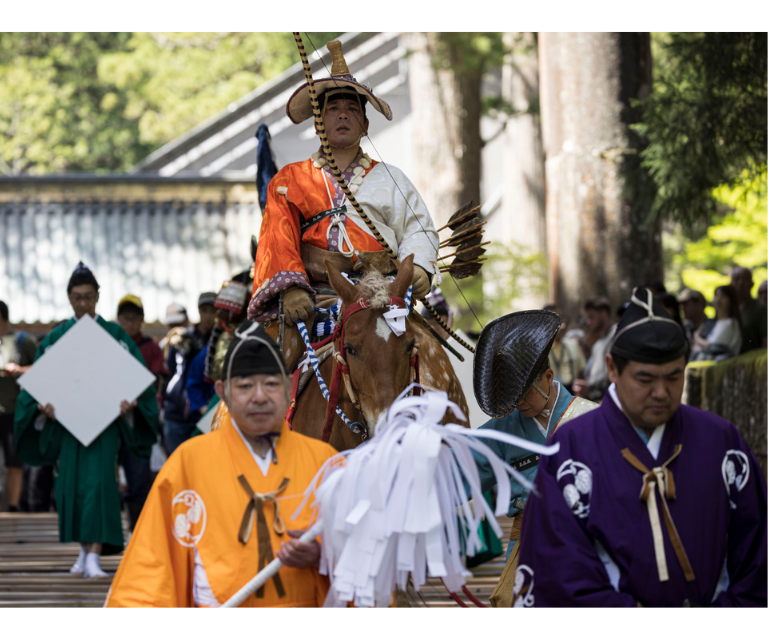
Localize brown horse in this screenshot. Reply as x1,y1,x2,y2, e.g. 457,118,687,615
283,255,469,452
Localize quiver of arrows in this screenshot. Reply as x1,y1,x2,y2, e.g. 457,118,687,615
437,202,489,279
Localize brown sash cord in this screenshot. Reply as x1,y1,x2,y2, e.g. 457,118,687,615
620,445,696,583
237,475,290,598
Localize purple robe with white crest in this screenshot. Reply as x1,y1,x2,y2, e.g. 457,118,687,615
514,392,767,607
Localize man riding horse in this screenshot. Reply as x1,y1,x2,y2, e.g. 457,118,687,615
247,39,439,329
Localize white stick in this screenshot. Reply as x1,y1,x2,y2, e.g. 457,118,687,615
221,520,325,608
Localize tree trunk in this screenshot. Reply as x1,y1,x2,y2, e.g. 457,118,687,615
403,32,482,236
501,32,547,310
538,32,662,323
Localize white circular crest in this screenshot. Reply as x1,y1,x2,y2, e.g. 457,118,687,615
171,490,207,547
557,459,593,519
512,564,535,608
721,449,750,506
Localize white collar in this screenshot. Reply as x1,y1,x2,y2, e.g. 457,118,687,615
231,418,272,477
607,382,665,459
531,381,561,438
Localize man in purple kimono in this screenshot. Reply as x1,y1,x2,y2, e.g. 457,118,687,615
514,287,767,607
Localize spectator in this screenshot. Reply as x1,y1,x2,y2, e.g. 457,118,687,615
159,303,190,356
162,292,217,455
572,297,616,402
758,279,767,305
730,266,767,353
692,285,742,361
679,288,715,347
116,294,169,530
658,293,683,326
543,304,586,395
0,301,37,512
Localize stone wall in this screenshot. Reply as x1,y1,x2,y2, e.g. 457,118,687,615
683,349,767,474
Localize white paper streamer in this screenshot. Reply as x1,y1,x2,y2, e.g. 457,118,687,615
289,386,560,607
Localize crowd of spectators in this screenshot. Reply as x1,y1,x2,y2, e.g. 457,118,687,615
0,287,220,521
551,266,767,404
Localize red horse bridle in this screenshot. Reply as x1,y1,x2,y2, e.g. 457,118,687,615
321,296,420,443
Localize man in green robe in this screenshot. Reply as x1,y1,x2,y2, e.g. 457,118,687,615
14,262,159,578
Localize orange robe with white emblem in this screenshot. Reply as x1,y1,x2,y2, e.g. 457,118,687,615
105,415,337,607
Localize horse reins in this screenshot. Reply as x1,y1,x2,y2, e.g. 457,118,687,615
321,295,420,443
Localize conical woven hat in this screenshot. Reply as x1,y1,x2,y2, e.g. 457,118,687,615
473,310,562,419
286,40,393,124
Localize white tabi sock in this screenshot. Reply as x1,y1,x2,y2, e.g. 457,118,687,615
69,544,87,574
84,552,108,579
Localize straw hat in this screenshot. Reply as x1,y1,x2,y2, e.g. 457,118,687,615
473,310,562,419
286,40,393,125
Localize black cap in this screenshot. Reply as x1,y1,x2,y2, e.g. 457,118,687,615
222,320,288,380
473,310,562,419
67,262,99,293
610,287,688,364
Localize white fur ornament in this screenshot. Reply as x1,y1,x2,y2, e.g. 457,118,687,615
289,387,561,607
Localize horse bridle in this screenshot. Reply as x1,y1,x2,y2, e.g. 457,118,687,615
321,295,420,442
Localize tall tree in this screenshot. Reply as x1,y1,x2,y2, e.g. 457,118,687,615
634,32,767,230
0,33,149,174
538,32,661,322
403,32,504,230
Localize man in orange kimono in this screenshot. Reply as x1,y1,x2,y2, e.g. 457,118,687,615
106,321,337,607
248,40,440,325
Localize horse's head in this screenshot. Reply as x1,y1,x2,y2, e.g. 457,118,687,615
326,254,419,435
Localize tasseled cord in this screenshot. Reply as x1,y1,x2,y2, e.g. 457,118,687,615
290,386,560,608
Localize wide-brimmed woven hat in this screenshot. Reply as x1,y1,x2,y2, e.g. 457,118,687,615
473,310,562,419
286,40,393,125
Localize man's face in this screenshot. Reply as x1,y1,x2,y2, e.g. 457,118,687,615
680,298,704,322
117,311,144,338
607,355,686,430
198,304,216,334
730,268,753,300
322,98,368,149
218,373,288,438
69,284,99,319
515,369,554,419
584,308,607,333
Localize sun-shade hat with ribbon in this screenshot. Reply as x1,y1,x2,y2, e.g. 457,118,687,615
286,39,393,125
473,310,562,419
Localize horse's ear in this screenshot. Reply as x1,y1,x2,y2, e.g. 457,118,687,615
389,254,414,299
325,260,359,304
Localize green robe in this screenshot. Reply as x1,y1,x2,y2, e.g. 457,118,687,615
14,315,159,555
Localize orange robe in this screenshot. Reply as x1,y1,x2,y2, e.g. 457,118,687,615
249,150,439,321
105,415,337,607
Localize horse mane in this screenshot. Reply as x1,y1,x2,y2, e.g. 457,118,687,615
356,271,392,309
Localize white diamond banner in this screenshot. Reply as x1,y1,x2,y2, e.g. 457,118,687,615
18,315,155,447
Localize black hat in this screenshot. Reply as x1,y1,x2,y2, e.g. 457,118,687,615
473,310,562,419
222,320,288,381
67,262,99,293
609,287,688,364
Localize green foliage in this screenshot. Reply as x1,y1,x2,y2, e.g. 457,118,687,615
99,32,341,150
440,243,548,334
633,32,767,229
0,32,342,174
669,170,767,303
0,33,151,174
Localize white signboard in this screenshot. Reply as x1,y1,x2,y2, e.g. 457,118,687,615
18,315,155,447
196,403,219,435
